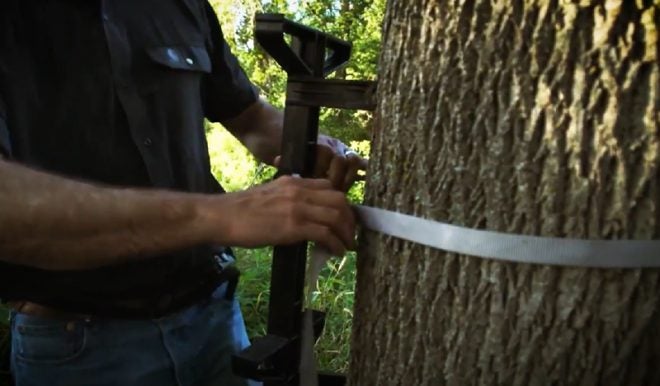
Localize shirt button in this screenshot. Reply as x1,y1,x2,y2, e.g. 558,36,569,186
143,138,153,147
185,57,194,65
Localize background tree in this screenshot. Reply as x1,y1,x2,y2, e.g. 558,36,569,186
349,1,659,385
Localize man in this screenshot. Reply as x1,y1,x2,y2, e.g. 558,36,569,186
0,1,364,385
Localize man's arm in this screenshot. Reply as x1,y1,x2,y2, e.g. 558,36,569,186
222,98,367,191
200,5,366,191
0,158,214,270
221,98,283,165
0,159,355,271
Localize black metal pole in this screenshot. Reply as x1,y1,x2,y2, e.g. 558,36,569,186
265,31,327,386
232,14,373,386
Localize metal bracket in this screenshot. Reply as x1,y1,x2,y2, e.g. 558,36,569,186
232,13,376,386
254,13,352,77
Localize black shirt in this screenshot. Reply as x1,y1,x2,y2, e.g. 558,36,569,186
0,0,258,316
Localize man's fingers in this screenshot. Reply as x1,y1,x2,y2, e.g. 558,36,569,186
276,176,356,246
276,144,368,191
342,164,361,192
313,145,334,179
296,201,355,249
276,175,333,190
223,176,356,255
341,154,367,191
279,177,356,250
301,224,347,256
328,155,349,190
299,185,354,221
349,152,368,171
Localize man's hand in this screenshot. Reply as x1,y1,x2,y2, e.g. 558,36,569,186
223,99,368,191
313,136,368,192
202,176,356,256
274,137,368,192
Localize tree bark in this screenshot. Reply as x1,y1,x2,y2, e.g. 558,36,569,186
349,1,659,385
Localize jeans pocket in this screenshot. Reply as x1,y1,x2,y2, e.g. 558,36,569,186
13,314,87,365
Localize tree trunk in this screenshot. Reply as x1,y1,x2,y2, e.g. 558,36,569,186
349,1,659,385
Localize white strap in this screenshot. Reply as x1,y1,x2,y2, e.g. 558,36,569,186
300,205,660,385
355,205,660,268
299,245,331,386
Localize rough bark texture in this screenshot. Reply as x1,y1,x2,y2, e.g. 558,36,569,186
349,1,659,385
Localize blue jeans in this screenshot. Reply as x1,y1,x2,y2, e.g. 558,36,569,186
10,284,261,386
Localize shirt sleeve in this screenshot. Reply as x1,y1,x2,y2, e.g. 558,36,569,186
0,94,11,158
202,2,259,122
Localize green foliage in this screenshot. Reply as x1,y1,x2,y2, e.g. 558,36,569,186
210,0,384,142
345,139,370,203
206,121,277,191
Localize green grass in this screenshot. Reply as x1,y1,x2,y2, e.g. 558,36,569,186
235,247,357,374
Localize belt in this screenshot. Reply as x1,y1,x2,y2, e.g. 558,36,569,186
7,251,241,320
8,300,92,321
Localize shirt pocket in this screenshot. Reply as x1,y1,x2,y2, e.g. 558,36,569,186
138,45,211,96
147,45,211,73
13,314,87,364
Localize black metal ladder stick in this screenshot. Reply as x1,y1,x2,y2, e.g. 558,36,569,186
266,30,326,386
232,13,375,386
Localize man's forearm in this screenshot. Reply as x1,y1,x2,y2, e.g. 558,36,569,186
223,98,350,164
0,159,358,271
0,159,217,270
223,98,283,164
